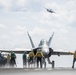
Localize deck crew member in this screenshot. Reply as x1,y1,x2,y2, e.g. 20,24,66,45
70,50,76,68
10,52,16,66
6,54,11,65
23,51,27,67
28,51,35,65
35,49,44,68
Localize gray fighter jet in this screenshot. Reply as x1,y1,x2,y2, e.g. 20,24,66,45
46,8,55,13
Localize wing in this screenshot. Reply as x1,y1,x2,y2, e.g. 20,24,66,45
52,51,71,56
49,48,71,56
0,47,40,54
0,49,31,54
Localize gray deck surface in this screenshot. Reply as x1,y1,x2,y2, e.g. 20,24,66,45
0,68,76,75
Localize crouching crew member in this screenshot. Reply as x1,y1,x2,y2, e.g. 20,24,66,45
28,51,35,65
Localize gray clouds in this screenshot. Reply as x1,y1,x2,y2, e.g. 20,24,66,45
0,0,76,51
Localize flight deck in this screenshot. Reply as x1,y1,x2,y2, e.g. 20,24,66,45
0,67,76,75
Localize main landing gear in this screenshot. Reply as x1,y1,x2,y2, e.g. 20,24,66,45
47,58,55,68
52,60,55,68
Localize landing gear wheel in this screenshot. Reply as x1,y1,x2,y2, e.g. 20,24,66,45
52,61,55,69
44,62,46,68
72,66,74,69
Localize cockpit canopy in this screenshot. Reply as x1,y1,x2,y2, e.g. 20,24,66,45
38,39,48,46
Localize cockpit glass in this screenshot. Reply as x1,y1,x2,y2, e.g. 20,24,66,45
39,39,48,46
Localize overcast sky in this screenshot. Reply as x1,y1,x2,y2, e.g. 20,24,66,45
0,0,76,67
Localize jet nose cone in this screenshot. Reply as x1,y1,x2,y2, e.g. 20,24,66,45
42,49,49,55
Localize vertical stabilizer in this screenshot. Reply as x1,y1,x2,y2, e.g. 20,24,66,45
27,31,35,48
48,32,54,46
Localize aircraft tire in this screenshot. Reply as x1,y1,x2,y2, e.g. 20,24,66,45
44,61,46,68
52,60,55,68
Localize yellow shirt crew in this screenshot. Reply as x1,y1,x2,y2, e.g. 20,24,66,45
28,52,35,58
36,51,44,58
6,55,10,60
70,52,76,58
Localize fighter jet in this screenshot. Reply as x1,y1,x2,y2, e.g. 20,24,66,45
46,8,55,13
0,32,71,68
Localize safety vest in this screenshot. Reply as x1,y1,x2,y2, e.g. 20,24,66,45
23,54,26,59
11,53,16,58
36,51,44,57
7,55,10,60
74,53,76,58
70,52,76,58
28,52,34,58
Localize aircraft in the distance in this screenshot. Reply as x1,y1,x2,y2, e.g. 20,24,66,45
46,8,55,13
0,32,71,68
